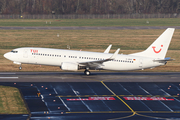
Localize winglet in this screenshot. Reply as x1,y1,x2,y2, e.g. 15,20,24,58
104,44,112,53
110,48,120,59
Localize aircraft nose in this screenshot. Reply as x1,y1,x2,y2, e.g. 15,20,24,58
4,52,11,59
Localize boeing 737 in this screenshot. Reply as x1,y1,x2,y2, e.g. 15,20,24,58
4,28,175,75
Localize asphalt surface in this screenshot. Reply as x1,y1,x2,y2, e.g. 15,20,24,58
0,72,180,120
0,26,180,30
0,72,180,82
0,115,29,120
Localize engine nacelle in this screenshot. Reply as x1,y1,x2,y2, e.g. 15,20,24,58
61,62,78,71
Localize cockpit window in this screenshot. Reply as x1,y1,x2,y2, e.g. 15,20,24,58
11,50,18,53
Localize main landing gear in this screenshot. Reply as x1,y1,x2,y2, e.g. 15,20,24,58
84,70,91,76
19,65,22,70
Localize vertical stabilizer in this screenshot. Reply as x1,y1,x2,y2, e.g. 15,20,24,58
130,28,175,59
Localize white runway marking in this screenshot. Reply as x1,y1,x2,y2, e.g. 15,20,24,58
140,84,173,112
119,83,152,111
68,83,93,112
0,73,16,75
53,88,71,111
86,83,112,111
0,77,18,79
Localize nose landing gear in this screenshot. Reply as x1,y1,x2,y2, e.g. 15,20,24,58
19,65,22,70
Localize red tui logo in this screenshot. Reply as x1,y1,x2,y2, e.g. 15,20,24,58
152,45,163,53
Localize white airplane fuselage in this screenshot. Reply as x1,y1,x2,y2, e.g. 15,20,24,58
4,47,164,71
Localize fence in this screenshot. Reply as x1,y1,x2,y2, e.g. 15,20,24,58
0,14,179,19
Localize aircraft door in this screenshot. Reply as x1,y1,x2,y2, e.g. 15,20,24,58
139,59,143,68
23,49,28,58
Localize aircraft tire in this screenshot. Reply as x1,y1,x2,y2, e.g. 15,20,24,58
84,70,91,76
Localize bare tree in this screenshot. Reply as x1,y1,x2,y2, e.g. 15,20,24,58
0,0,179,14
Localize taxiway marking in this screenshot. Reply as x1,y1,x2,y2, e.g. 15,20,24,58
100,81,135,113
66,111,180,114
66,111,132,114
56,95,178,97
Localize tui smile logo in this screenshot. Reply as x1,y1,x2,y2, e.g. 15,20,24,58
152,45,163,53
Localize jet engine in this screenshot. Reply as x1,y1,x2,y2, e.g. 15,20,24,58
61,62,78,71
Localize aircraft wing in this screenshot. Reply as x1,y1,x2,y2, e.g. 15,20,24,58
79,48,120,68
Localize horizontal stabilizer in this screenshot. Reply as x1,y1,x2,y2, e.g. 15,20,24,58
153,57,174,62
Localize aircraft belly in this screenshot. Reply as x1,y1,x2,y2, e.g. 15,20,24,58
103,62,139,71
39,59,60,66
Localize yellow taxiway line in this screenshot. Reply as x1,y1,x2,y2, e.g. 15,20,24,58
66,111,180,114
56,95,178,97
100,81,135,113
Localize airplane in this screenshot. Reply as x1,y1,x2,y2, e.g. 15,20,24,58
4,28,175,75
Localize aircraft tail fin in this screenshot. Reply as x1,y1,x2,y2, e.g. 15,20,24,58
130,28,175,59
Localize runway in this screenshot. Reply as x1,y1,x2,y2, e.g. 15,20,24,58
0,72,180,120
0,26,180,30
0,72,180,82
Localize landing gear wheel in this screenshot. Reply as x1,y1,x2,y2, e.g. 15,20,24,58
19,66,22,70
84,70,91,76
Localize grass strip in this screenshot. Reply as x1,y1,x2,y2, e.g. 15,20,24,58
0,86,28,114
0,18,180,27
